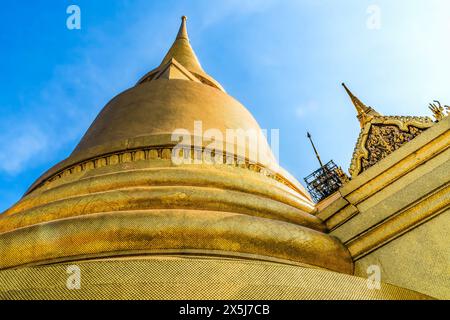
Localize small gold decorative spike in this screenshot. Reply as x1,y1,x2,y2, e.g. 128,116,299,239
428,100,449,121
342,83,380,127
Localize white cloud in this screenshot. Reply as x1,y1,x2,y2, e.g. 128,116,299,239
0,8,159,176
200,0,276,27
295,100,319,118
0,60,118,175
0,126,49,174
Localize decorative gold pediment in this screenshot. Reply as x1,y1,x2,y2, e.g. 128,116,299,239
153,58,202,82
349,116,434,177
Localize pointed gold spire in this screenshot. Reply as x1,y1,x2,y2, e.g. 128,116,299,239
160,16,204,76
342,83,371,114
176,16,189,40
138,17,226,92
342,83,380,127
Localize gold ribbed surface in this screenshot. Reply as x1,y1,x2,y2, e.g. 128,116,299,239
0,209,352,273
0,257,431,300
0,17,357,298
1,160,353,273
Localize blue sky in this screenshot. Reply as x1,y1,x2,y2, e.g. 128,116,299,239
1,0,449,211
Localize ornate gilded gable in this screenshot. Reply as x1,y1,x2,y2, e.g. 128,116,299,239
348,115,434,177
342,83,438,178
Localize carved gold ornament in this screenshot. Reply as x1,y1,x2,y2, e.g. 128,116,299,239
428,100,449,121
349,116,434,177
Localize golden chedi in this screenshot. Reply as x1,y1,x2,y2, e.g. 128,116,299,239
0,17,436,300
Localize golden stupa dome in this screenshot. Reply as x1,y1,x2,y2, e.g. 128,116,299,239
25,16,285,196
0,17,353,280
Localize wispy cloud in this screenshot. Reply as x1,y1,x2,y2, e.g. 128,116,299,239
295,100,319,118
0,4,168,176
200,0,276,27
0,125,49,174
0,61,115,175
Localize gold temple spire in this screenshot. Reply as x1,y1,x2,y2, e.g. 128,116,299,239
342,83,380,127
176,16,189,40
139,16,226,92
159,16,204,76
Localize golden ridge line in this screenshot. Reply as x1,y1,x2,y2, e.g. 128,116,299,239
35,146,300,195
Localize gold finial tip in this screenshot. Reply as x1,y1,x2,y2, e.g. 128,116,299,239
176,16,189,40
